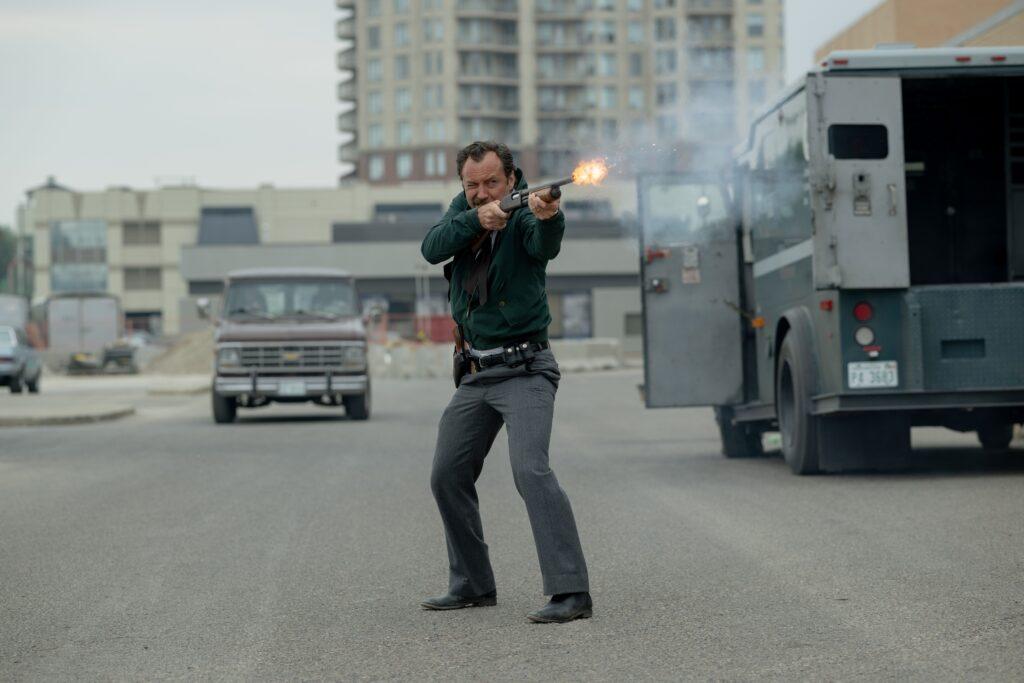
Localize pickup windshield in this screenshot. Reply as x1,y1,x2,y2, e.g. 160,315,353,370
223,279,358,320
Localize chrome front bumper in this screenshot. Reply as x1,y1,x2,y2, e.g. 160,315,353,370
214,373,368,397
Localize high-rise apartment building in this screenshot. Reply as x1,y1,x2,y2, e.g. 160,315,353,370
336,0,785,184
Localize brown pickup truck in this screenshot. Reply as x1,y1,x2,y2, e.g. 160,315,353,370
200,267,373,423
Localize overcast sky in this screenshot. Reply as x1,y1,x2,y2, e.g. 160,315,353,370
0,0,880,229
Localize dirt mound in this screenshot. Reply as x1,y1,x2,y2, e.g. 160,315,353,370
145,328,214,375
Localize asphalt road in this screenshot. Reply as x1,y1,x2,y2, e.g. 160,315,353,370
2,370,1022,680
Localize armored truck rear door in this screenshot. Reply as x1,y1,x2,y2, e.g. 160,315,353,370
810,75,910,288
638,175,743,407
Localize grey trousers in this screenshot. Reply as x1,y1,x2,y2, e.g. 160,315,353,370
429,349,590,597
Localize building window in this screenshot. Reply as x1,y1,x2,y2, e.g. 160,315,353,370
395,55,410,80
50,220,108,292
629,52,643,77
396,121,412,145
746,47,765,73
124,267,162,291
394,0,409,13
628,21,643,44
367,123,384,147
627,0,643,10
598,53,617,77
368,90,383,114
600,86,617,108
423,18,443,42
367,58,382,82
656,83,676,107
394,22,410,46
395,87,411,112
628,85,644,109
425,149,447,177
396,153,413,178
601,119,618,142
653,0,675,6
367,0,381,17
748,80,766,107
747,13,764,38
367,25,381,50
657,115,678,138
368,155,385,180
655,49,677,75
123,220,161,245
655,17,676,41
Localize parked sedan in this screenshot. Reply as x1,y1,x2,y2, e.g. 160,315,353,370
0,325,42,393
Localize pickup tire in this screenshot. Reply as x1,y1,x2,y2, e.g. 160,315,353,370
977,421,1014,451
9,373,23,394
212,391,237,424
776,333,820,475
26,373,40,394
714,406,763,458
344,382,371,421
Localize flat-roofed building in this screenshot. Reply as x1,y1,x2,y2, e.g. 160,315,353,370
21,177,643,351
815,0,1024,61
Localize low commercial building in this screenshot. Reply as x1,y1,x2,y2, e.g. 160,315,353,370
21,177,643,352
815,0,1024,60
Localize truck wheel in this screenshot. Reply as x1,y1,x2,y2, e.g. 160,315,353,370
26,373,40,394
344,382,371,421
212,392,237,424
977,421,1013,451
9,373,23,394
714,406,763,458
776,333,820,475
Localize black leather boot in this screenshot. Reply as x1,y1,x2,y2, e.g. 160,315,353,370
527,592,593,623
420,591,497,610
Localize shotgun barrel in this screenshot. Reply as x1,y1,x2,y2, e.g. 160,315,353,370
498,175,574,213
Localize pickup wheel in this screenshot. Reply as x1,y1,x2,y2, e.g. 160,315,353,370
714,406,764,458
9,373,23,394
977,421,1014,451
776,333,820,475
344,382,371,421
212,391,237,424
26,372,40,394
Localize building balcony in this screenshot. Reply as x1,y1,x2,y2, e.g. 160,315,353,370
457,74,520,86
457,105,520,118
337,144,358,164
456,0,518,15
336,79,356,101
337,111,357,131
336,49,355,70
686,0,733,15
456,42,520,53
335,0,355,8
336,18,354,40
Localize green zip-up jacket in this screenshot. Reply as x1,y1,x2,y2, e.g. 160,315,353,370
421,168,565,349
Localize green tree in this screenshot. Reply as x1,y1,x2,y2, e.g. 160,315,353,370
0,225,16,293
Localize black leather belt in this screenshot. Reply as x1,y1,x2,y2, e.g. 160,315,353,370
473,341,549,369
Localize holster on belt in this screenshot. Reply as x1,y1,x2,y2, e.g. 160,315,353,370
452,324,470,388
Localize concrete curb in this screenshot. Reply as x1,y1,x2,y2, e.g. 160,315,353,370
0,407,136,428
147,385,210,396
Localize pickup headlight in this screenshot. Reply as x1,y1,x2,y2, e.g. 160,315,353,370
343,346,366,364
217,347,241,367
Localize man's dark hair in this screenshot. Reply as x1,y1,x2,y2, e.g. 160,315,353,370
456,141,515,179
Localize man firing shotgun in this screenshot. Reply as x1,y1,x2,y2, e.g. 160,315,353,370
419,141,605,623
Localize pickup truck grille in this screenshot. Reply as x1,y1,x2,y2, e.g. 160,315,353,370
239,344,349,370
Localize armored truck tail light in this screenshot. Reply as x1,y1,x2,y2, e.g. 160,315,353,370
855,326,876,346
853,302,873,322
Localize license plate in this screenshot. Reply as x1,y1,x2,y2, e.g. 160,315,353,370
278,380,306,396
848,361,899,389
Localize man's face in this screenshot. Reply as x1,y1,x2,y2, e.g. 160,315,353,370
460,152,514,208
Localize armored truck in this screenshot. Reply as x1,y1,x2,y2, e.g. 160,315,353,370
639,47,1024,473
